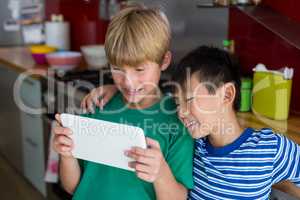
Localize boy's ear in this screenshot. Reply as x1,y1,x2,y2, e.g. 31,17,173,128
160,51,172,71
223,82,236,107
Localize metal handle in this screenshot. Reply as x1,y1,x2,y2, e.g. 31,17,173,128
25,137,38,148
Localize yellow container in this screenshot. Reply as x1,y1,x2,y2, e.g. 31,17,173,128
252,71,292,120
29,45,57,54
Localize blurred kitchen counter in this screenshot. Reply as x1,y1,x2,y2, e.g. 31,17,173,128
238,112,300,144
0,47,49,79
0,47,87,79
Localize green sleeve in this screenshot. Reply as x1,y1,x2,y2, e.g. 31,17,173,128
165,122,194,189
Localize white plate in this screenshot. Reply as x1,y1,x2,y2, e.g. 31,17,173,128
60,113,147,171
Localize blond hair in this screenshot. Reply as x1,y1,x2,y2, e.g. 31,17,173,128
105,5,171,67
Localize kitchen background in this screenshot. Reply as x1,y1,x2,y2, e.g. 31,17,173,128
0,0,299,200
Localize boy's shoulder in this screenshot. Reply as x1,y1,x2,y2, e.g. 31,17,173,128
249,127,291,143
196,128,283,155
241,128,300,159
250,127,278,140
243,128,281,147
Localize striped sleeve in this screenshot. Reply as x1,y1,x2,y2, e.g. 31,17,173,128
272,134,300,187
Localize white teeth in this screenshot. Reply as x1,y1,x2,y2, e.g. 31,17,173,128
186,121,198,129
127,88,143,94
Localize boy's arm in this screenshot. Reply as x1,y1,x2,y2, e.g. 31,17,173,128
272,134,300,198
273,181,300,199
126,138,188,200
53,114,82,194
153,161,187,200
153,126,195,200
59,156,81,194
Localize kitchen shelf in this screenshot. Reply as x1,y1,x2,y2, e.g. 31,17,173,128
236,5,300,51
197,3,252,8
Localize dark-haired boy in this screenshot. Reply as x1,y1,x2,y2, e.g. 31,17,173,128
173,46,300,199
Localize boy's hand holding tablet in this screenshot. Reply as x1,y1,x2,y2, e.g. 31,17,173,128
53,114,74,158
126,137,169,182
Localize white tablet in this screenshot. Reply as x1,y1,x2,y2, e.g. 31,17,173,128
60,113,147,171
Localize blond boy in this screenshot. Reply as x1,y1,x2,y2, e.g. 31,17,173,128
53,6,194,200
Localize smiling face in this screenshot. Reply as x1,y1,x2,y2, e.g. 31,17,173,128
175,74,224,139
172,46,241,139
111,61,163,107
104,6,172,108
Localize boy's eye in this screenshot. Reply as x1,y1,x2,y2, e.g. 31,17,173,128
186,97,195,103
136,68,144,72
112,67,121,71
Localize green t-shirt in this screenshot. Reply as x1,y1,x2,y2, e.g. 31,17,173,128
72,92,194,200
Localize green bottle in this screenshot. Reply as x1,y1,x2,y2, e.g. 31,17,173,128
240,78,252,112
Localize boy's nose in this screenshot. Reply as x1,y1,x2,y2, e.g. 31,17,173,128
124,71,139,85
120,73,135,89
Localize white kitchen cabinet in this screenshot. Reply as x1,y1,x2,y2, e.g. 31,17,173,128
21,112,47,196
19,76,47,196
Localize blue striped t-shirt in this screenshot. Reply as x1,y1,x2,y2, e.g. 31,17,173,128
189,128,300,200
